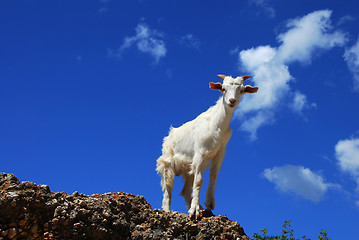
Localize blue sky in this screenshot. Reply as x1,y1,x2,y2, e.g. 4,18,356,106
1,0,359,239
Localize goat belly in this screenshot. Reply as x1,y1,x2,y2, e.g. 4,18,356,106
172,155,192,176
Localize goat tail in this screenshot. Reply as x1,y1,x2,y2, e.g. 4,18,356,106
156,156,172,176
156,157,174,190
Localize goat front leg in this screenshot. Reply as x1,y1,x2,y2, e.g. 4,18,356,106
205,149,225,210
189,157,204,217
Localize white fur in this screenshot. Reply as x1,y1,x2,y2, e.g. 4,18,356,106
156,75,257,216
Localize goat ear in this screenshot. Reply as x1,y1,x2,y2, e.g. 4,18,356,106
217,74,227,80
244,85,258,94
241,75,252,81
209,82,223,91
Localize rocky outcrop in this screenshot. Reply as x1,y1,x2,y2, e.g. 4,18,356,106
0,173,250,239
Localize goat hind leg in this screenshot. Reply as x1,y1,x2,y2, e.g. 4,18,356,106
160,168,174,212
180,174,194,210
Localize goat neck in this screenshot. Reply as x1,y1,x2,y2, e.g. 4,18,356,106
209,97,235,131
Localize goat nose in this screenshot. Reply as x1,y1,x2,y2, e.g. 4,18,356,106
229,98,236,104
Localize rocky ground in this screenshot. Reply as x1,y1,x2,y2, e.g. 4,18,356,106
0,173,250,240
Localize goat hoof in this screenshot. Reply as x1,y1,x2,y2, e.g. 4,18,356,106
188,205,201,219
189,209,214,219
202,208,215,217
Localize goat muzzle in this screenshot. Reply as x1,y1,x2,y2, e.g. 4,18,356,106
228,98,236,107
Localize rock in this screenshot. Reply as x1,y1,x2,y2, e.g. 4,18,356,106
1,230,8,237
30,224,38,235
7,228,16,239
19,219,27,227
0,172,250,239
0,173,20,187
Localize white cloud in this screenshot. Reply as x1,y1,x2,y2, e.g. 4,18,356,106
248,0,275,18
98,0,110,14
335,137,359,188
240,110,275,141
291,91,317,114
98,7,108,13
117,23,167,63
180,34,200,50
344,37,359,91
236,10,348,140
276,10,347,64
337,15,355,26
335,137,359,205
75,55,82,62
240,45,276,71
263,165,337,202
230,46,240,55
291,91,308,113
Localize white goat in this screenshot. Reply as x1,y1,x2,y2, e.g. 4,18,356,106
156,74,258,217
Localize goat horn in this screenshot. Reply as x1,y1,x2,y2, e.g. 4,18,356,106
241,75,252,81
217,74,227,80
